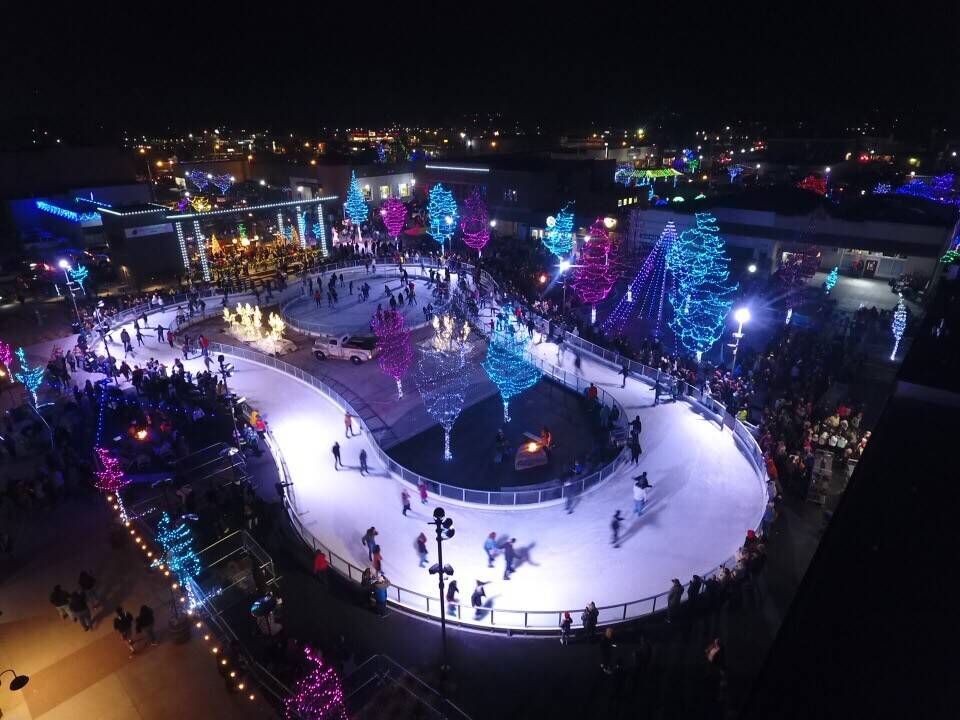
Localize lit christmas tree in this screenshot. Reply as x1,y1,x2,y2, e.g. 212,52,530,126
482,305,542,422
157,512,202,608
667,213,737,361
371,309,413,398
13,347,45,404
777,245,821,323
427,183,458,252
0,339,13,381
69,264,90,293
572,219,619,324
460,187,490,255
890,295,907,361
210,173,233,194
603,221,676,338
727,165,744,183
824,266,839,293
185,170,210,191
284,646,348,720
380,197,408,239
344,171,369,226
210,233,222,255
416,315,470,460
542,203,575,258
797,175,828,196
95,446,132,522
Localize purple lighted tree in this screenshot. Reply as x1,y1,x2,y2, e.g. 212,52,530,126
95,446,132,521
573,219,620,324
0,339,12,381
380,197,408,240
284,646,348,720
371,309,413,398
459,187,490,256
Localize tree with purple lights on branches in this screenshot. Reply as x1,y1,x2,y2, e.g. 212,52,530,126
284,646,347,720
371,309,413,398
380,197,407,240
459,187,490,256
95,446,132,522
573,219,620,324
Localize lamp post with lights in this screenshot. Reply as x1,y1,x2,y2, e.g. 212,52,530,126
428,507,456,674
729,307,751,371
58,260,83,327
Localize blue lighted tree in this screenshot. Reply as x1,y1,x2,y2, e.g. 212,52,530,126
823,266,839,294
542,203,575,258
427,184,458,252
69,264,90,293
14,347,45,404
416,315,470,460
157,512,202,610
667,213,737,361
482,306,542,422
344,171,369,226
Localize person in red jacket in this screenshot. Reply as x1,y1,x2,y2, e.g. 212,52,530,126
313,549,329,588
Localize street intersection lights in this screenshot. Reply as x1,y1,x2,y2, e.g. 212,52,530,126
428,507,455,674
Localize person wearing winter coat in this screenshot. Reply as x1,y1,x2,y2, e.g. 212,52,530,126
446,580,459,616
416,533,428,568
633,473,652,515
666,578,683,623
483,532,498,568
560,611,572,646
471,581,487,618
581,601,599,640
688,575,703,608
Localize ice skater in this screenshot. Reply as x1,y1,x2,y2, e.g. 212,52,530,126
484,532,498,567
418,480,428,504
416,532,428,567
401,489,411,516
560,611,572,646
332,441,342,470
633,473,652,515
471,580,489,619
344,412,355,438
611,510,623,548
620,364,630,388
361,527,378,562
501,538,516,580
359,449,368,475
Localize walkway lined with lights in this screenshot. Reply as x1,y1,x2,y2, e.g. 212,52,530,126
30,271,766,629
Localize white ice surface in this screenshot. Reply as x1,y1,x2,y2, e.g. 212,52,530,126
31,267,767,626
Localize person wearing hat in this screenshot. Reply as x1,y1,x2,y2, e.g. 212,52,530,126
633,473,652,516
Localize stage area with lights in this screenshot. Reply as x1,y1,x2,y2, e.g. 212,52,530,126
281,275,436,337
386,375,614,491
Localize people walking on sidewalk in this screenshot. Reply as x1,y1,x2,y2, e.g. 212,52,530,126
78,570,101,609
113,607,136,655
136,605,158,646
69,591,93,631
49,584,70,620
313,549,329,589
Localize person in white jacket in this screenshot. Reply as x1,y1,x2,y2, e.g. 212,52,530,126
633,472,652,516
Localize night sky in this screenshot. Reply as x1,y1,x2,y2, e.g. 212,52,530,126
2,7,958,142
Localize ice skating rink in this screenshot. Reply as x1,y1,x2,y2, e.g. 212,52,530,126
37,265,767,629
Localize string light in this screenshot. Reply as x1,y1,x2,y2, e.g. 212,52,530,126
185,170,210,191
296,206,307,249
890,295,907,360
35,200,100,224
192,220,211,281
426,183,458,252
174,223,190,269
727,165,744,182
165,196,337,220
797,175,828,196
284,646,348,720
95,447,132,522
209,174,234,194
459,188,489,254
344,171,369,226
667,212,737,361
603,221,675,338
482,305,542,422
371,309,412,398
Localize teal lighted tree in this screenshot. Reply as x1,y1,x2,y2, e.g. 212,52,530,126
542,203,575,258
427,183,458,252
344,171,369,226
482,305,542,422
667,213,737,361
824,266,839,293
157,512,202,610
14,347,45,404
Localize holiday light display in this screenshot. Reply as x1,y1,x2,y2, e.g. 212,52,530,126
344,171,369,226
185,170,210,190
667,213,737,361
284,646,348,720
296,208,307,249
190,196,211,213
69,264,90,292
573,219,619,323
238,224,250,247
371,309,412,398
727,165,744,182
427,183,458,252
482,305,542,422
542,203,575,258
380,197,408,239
797,175,828,196
416,314,471,460
890,295,907,360
824,266,839,293
313,214,328,256
192,220,212,282
376,143,387,164
210,233,222,255
459,187,490,255
14,347,45,404
874,182,892,195
603,221,676,338
95,446,132,522
0,340,12,380
209,173,234,194
156,512,202,608
267,313,286,352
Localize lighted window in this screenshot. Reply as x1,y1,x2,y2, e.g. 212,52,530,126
398,183,410,198
503,189,518,203
380,185,391,200
362,185,372,201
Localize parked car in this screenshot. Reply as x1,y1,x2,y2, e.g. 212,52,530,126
312,334,379,364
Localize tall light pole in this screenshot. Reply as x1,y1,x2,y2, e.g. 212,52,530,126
730,307,751,371
558,259,572,312
428,507,455,675
58,260,82,327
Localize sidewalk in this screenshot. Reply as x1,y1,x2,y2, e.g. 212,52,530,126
0,490,275,720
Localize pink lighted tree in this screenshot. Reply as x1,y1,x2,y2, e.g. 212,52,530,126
380,197,408,239
95,446,132,521
284,646,348,720
371,309,413,398
573,219,620,323
460,187,490,255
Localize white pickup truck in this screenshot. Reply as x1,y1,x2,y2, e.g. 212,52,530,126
312,334,379,364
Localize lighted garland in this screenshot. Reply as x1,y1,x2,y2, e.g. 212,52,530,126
482,306,542,422
284,646,348,720
667,212,737,361
427,183,458,252
371,309,413,398
344,171,369,226
542,203,575,258
459,187,490,254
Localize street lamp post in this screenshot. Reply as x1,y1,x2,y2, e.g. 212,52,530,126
729,307,751,371
558,259,572,312
428,507,456,675
58,260,82,327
